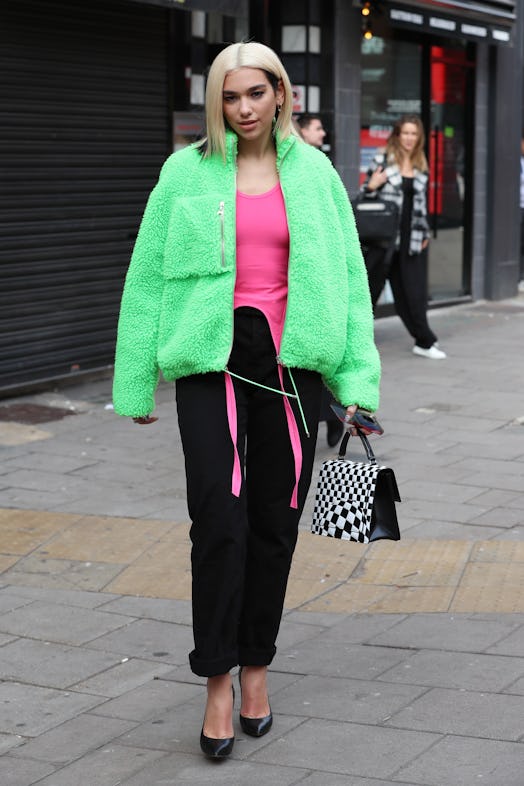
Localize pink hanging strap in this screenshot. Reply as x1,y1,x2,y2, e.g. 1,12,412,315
278,364,301,509
225,371,242,498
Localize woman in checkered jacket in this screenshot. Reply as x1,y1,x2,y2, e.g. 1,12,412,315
362,114,446,360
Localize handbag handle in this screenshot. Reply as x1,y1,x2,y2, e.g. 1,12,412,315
338,430,377,464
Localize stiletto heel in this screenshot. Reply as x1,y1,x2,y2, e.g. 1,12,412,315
200,685,235,759
238,667,273,738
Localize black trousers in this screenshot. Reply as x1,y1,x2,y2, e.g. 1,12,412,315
365,245,437,349
176,308,322,677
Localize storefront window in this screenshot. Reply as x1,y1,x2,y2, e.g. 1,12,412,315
360,34,472,304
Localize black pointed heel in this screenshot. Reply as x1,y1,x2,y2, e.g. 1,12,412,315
200,685,235,759
238,667,273,738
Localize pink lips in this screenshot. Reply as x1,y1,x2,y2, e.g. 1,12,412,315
239,120,257,130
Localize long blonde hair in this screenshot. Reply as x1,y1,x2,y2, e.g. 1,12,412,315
385,114,429,173
198,41,298,160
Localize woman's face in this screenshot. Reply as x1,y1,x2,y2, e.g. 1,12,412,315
222,67,283,146
398,122,419,156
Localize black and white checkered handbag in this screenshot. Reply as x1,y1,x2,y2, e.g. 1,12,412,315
312,431,401,543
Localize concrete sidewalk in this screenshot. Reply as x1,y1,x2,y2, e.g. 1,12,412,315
0,298,523,784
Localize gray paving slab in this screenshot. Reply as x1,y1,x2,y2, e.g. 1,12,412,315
0,593,34,615
116,701,305,759
251,717,440,779
368,613,523,652
320,613,408,643
31,743,167,786
86,618,194,664
118,752,308,786
504,676,524,695
470,508,524,528
386,686,524,740
0,600,135,646
0,756,56,786
9,714,136,764
0,682,103,736
2,452,99,474
91,679,202,722
394,735,524,786
97,595,199,625
270,674,428,725
0,585,120,608
72,658,175,697
486,624,524,656
274,638,416,679
298,777,423,786
377,648,524,692
0,733,24,756
0,638,123,689
275,620,327,651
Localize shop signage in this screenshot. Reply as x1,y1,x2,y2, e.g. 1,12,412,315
387,3,513,44
125,0,247,14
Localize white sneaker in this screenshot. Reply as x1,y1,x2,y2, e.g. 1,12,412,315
412,344,447,360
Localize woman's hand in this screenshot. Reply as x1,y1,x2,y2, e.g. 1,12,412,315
421,238,429,250
367,166,388,192
132,415,158,425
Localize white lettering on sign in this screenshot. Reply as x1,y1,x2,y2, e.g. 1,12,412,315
461,23,487,37
390,8,423,25
492,29,510,42
429,17,456,32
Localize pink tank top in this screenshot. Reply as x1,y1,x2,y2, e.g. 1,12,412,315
225,183,303,508
234,182,289,351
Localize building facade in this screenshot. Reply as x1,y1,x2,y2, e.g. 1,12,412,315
0,0,520,392
250,0,521,311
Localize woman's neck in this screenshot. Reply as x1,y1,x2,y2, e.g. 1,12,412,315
237,133,276,161
236,135,279,194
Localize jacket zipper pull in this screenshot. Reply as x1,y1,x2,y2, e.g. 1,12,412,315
217,201,225,268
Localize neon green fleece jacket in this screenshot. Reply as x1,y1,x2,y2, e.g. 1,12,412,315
113,132,380,417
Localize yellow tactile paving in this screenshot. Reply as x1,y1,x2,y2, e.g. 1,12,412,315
470,541,524,563
366,586,457,614
363,539,473,563
42,515,176,563
0,422,52,446
3,555,125,592
0,554,21,572
0,509,82,555
353,556,466,587
1,510,524,612
290,536,366,582
283,578,342,609
450,585,524,613
301,581,395,613
104,534,192,598
455,561,524,587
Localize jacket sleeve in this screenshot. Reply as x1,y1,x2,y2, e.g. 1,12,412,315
112,162,173,417
323,171,381,412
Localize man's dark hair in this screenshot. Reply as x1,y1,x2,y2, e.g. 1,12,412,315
295,112,321,129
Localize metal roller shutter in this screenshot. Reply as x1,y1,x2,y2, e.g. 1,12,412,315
0,0,169,393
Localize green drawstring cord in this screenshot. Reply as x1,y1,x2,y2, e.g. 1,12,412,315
225,366,310,438
287,367,310,438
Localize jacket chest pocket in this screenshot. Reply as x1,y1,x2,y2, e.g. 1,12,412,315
163,195,230,279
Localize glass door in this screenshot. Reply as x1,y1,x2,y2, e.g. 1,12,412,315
427,45,473,301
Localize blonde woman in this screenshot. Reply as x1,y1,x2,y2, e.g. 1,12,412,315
363,115,446,359
113,42,380,759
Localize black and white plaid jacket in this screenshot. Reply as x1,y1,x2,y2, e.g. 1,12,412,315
361,153,430,256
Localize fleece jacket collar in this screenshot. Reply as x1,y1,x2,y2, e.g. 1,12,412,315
224,128,297,170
